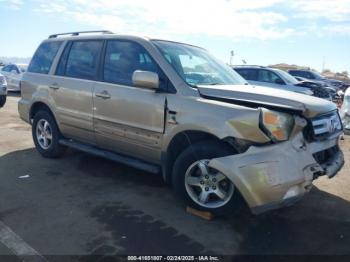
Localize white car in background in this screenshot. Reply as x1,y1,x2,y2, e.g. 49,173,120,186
0,73,7,107
340,88,350,135
1,63,28,91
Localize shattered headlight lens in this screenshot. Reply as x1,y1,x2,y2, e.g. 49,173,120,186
260,108,295,142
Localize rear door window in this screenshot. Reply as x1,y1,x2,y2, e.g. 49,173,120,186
28,41,62,74
64,41,103,80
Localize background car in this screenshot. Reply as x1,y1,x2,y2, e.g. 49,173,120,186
0,73,7,107
1,63,28,91
294,76,334,100
288,69,340,90
328,79,349,91
232,66,333,99
340,87,350,135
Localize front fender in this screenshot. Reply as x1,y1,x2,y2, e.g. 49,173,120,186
163,95,270,150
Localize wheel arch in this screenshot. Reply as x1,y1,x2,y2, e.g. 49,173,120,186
29,102,62,134
30,102,55,121
161,130,236,184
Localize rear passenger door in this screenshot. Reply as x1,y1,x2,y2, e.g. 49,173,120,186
51,40,103,144
93,40,166,163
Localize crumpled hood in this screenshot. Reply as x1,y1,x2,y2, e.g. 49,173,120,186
198,84,336,118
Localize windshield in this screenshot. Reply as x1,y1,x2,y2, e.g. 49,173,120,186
312,71,326,80
152,40,247,86
275,69,299,85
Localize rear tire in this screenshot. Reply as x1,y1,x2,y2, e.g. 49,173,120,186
0,95,6,107
32,111,66,158
172,140,244,216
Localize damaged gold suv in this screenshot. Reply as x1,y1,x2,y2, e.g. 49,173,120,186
18,31,344,216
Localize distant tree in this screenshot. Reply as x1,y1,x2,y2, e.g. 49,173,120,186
341,71,349,77
322,69,331,73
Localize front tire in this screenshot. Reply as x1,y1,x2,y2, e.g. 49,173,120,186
0,95,6,107
172,140,244,216
32,111,66,158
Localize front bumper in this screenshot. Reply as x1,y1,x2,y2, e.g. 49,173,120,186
209,132,344,214
18,98,31,124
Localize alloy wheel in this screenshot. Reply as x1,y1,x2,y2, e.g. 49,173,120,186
184,159,234,209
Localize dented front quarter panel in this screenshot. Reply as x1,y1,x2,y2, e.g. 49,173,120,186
162,94,271,150
208,117,344,214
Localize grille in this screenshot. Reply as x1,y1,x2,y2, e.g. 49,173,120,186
309,111,342,140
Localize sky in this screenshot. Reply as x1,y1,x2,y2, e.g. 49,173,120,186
0,0,350,73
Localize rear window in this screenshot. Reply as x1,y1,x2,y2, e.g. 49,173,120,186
1,65,12,72
28,41,62,74
63,40,103,80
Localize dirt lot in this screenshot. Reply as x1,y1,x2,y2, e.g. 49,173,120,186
0,94,350,258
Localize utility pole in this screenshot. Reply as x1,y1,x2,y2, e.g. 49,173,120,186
322,56,325,72
230,50,235,66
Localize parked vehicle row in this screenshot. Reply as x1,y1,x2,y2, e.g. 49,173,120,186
18,31,344,216
0,73,7,107
1,63,28,91
232,66,332,100
293,76,336,99
288,69,345,91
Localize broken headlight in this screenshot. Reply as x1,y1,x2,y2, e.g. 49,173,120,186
260,108,295,142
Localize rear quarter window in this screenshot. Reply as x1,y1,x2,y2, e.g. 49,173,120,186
28,41,62,74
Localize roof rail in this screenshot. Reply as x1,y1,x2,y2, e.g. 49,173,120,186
48,30,114,39
232,65,266,68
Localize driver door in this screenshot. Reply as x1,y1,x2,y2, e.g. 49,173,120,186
93,40,166,163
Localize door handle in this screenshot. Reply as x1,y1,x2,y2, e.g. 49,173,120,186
49,83,60,90
96,90,111,99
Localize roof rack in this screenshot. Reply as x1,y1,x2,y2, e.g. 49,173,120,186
48,30,114,39
232,65,266,68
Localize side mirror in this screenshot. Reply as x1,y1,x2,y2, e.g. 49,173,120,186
275,78,285,85
132,70,159,90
